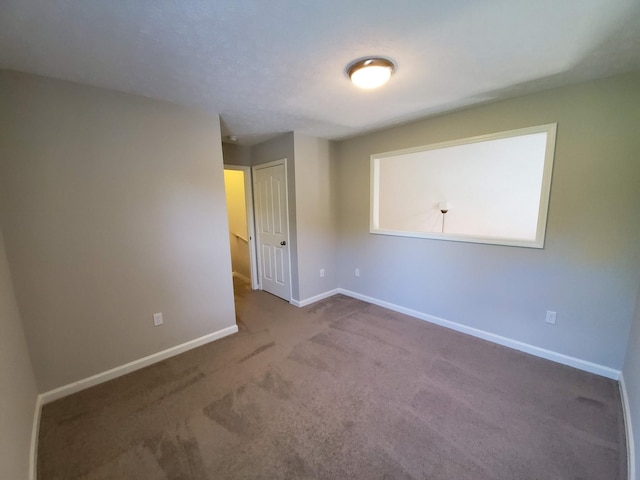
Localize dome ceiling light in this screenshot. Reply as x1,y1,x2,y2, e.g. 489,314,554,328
347,57,395,89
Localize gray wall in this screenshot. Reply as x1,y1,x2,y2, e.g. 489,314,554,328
251,133,300,300
623,286,640,480
0,71,236,392
335,73,640,370
293,134,338,300
0,229,38,480
249,133,338,302
222,143,252,167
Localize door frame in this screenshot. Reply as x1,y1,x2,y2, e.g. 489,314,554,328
252,158,293,301
224,164,259,290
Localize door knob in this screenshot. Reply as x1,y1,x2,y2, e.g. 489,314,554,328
280,241,287,246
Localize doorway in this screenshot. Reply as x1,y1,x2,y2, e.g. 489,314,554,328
223,165,258,289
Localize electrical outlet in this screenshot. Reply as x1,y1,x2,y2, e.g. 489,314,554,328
355,268,360,277
153,312,164,326
545,310,557,324
320,268,325,278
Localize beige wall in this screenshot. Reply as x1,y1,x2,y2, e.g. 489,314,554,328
335,72,640,369
224,169,251,280
293,134,338,300
0,229,38,480
0,71,236,392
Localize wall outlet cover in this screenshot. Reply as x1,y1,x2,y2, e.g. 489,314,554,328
545,311,557,324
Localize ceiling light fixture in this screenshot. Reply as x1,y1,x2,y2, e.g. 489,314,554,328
347,57,395,89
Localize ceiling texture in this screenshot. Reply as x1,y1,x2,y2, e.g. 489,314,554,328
1,0,639,145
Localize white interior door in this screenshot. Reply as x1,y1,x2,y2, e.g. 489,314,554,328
253,160,291,301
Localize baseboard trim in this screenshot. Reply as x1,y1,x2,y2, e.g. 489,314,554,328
337,288,621,380
40,325,239,404
620,372,636,480
232,271,251,284
291,289,341,308
29,394,43,480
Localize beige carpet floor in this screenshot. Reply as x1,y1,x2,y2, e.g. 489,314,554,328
37,279,627,479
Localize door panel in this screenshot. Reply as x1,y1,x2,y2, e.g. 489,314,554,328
262,244,273,280
253,161,291,301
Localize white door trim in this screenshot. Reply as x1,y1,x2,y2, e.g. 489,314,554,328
252,158,293,301
224,164,259,290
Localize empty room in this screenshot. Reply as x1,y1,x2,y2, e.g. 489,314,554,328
1,1,639,479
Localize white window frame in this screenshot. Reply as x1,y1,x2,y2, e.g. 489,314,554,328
370,123,557,248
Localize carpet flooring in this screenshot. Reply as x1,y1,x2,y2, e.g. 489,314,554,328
37,279,627,479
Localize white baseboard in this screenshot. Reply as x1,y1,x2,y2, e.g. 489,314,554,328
291,289,341,308
30,394,43,480
232,271,251,284
40,325,238,404
337,288,621,380
620,372,636,480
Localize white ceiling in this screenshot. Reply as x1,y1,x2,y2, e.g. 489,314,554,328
1,1,639,145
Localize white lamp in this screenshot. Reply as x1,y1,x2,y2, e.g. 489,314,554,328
347,58,395,89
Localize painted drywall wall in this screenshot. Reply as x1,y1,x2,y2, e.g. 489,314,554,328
335,73,640,369
0,229,39,480
0,71,236,392
222,143,251,166
623,286,640,480
224,169,251,280
251,133,300,300
293,134,338,301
